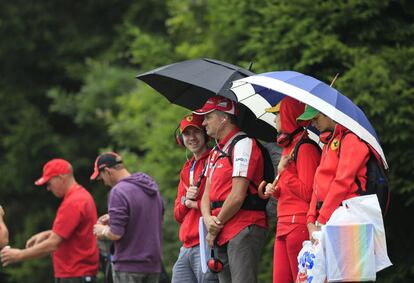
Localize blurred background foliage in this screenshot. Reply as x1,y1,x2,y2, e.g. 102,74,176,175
0,0,413,282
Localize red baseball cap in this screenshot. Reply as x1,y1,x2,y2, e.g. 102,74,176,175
193,96,237,115
35,159,72,186
90,152,123,180
179,113,204,133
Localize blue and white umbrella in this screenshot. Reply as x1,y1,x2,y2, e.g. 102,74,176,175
231,71,388,168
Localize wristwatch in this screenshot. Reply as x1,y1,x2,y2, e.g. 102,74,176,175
315,221,321,227
181,196,187,206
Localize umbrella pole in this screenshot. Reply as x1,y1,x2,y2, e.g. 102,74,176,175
330,73,340,87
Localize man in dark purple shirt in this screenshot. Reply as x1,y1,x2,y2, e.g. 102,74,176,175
91,152,164,283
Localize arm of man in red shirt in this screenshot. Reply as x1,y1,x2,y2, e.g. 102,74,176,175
1,230,63,266
0,206,8,248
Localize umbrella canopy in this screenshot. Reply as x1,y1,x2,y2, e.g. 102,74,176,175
137,58,277,141
136,58,254,110
230,71,387,167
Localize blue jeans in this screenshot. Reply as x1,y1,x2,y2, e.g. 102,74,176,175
172,245,218,283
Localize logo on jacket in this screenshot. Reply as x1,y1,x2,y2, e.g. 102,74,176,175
330,138,340,151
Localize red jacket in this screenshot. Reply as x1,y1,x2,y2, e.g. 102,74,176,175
307,124,369,224
274,97,321,235
277,135,321,218
174,150,210,247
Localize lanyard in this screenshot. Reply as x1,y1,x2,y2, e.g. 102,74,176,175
189,159,209,188
189,159,197,186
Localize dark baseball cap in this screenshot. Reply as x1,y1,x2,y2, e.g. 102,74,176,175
90,152,123,180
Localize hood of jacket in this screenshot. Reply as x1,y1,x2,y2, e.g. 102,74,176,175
118,172,159,196
279,96,306,133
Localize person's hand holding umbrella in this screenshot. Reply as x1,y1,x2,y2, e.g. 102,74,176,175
262,154,293,198
258,126,309,200
264,180,280,199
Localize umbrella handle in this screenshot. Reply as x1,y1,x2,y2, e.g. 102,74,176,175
258,175,280,200
258,181,270,199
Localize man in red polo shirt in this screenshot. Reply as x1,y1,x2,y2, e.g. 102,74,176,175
0,159,99,283
194,96,268,283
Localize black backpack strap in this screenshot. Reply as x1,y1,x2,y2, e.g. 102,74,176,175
217,134,268,211
210,193,268,211
227,134,249,165
292,138,321,162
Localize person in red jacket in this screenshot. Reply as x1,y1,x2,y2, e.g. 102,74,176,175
297,105,370,239
172,113,218,283
264,97,321,283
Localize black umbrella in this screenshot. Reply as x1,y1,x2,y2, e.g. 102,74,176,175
136,58,277,141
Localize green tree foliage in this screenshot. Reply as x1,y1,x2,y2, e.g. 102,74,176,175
0,0,413,282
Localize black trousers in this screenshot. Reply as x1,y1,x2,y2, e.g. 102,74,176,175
54,276,97,283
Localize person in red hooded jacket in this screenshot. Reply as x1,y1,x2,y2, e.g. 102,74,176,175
172,113,218,283
296,105,370,240
264,97,321,283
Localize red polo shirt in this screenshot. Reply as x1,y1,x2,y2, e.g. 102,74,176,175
174,149,210,247
52,184,99,278
206,128,267,246
307,124,369,225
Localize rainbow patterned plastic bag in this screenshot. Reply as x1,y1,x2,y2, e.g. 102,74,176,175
325,223,375,281
324,195,392,282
